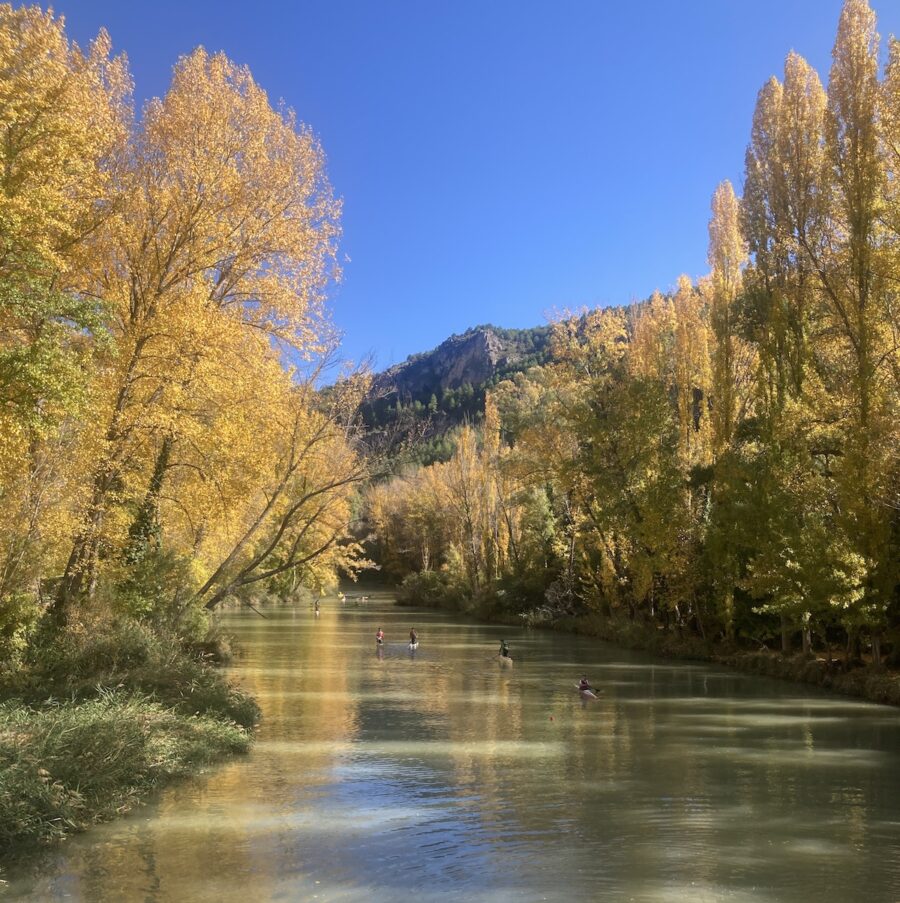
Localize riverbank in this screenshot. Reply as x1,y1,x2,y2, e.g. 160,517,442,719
395,579,900,707
548,613,900,707
0,617,259,854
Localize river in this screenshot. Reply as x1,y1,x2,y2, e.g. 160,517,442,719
4,591,900,901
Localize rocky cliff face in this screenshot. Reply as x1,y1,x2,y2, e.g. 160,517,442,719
371,325,547,402
431,328,505,390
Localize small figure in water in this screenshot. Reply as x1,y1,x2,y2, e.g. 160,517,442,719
314,600,320,615
409,628,418,645
375,627,385,645
578,676,593,692
499,639,510,658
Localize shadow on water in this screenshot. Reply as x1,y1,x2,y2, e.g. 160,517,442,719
4,595,900,902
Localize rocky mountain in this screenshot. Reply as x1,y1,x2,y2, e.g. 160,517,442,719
361,324,552,464
370,325,551,402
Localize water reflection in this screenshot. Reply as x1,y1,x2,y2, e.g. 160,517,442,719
4,592,900,902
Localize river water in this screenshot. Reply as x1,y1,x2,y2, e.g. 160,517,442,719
4,591,900,902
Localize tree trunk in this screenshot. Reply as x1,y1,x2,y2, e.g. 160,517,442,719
122,434,172,562
723,589,735,642
693,601,706,641
51,335,149,624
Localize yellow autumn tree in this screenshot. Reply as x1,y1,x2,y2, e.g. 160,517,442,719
53,47,342,619
0,7,363,648
0,6,130,645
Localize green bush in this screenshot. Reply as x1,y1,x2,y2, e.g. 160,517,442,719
0,592,42,668
103,548,210,643
397,571,467,610
16,617,260,729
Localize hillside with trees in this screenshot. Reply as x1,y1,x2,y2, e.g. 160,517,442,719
360,324,552,465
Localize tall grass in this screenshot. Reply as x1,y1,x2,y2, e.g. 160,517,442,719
0,690,249,849
14,616,259,728
0,616,260,851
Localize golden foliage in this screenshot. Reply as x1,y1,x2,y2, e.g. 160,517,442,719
0,10,362,634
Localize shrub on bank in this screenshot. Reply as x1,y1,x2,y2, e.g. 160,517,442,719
396,570,549,620
13,616,259,729
546,612,900,707
0,690,250,849
396,571,465,610
0,615,260,852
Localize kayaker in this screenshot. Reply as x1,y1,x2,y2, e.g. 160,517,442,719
578,676,593,692
375,628,384,644
499,639,510,658
409,628,418,644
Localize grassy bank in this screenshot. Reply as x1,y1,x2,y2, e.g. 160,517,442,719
0,617,259,853
0,692,249,849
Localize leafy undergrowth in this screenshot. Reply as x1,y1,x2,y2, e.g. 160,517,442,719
8,617,260,729
720,650,900,706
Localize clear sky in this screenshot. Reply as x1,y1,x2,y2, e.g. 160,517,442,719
56,1,900,371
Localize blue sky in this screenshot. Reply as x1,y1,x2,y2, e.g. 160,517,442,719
57,1,900,372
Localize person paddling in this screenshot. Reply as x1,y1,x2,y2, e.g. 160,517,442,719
375,628,385,645
499,639,510,659
578,676,593,692
409,628,418,645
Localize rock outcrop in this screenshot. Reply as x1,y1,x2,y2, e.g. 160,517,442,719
371,325,548,402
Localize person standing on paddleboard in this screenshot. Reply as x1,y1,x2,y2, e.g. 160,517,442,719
375,627,384,644
499,639,510,658
409,627,418,645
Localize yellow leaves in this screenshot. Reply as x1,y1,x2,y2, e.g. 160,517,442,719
369,420,518,587
0,11,357,611
0,5,129,278
630,290,675,383
708,180,746,301
881,38,900,227
551,306,628,378
110,47,339,352
75,41,348,599
827,0,880,189
707,182,756,453
672,275,712,469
